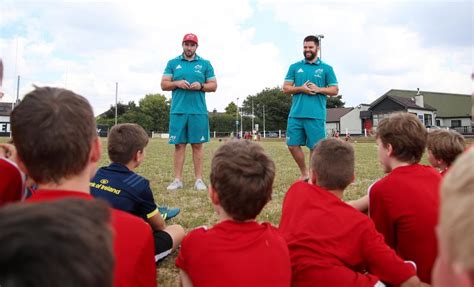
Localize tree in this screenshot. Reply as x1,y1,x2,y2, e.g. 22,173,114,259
138,94,170,132
327,95,345,108
225,102,238,115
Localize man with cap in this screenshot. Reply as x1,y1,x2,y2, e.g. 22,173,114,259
161,33,217,191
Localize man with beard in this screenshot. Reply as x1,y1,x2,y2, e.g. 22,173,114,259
283,35,339,181
161,33,217,191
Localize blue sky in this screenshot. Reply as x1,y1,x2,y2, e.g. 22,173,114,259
0,0,472,115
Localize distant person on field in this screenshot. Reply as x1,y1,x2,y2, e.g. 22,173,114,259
90,123,185,262
12,86,157,287
280,138,425,287
0,198,114,287
432,147,474,287
427,129,465,176
176,140,291,287
369,112,441,283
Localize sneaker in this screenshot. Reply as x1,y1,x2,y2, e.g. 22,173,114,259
167,179,183,190
194,179,207,190
158,206,180,221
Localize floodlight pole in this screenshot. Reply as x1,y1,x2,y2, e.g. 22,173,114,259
316,34,324,59
115,82,118,126
263,105,266,138
236,97,239,137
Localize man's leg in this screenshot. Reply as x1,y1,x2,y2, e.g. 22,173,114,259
191,143,204,180
288,145,309,180
173,144,186,180
305,118,327,183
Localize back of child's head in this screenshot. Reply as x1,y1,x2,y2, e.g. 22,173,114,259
210,140,275,221
439,147,474,275
427,129,465,166
311,138,354,190
11,87,96,184
107,123,149,165
376,112,427,164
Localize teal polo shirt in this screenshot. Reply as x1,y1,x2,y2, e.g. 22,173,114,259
163,54,216,115
284,58,338,119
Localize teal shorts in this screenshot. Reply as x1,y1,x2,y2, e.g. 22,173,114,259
169,114,209,144
286,117,326,149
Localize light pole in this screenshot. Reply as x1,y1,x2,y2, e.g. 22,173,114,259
316,34,324,59
263,105,266,138
236,97,239,138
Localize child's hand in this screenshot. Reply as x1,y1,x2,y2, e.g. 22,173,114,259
0,143,18,163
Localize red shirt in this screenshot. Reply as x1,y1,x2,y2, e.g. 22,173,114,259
369,164,441,283
27,190,157,287
176,220,291,287
0,158,24,206
279,181,416,287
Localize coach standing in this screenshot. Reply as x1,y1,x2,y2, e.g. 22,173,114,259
283,35,339,181
161,33,217,191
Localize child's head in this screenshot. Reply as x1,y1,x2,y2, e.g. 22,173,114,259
433,148,474,286
11,87,98,184
427,129,465,169
311,138,354,191
376,112,427,171
107,123,149,166
210,140,275,221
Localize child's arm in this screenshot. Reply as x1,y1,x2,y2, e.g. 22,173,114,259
179,269,194,287
147,212,166,231
347,194,369,213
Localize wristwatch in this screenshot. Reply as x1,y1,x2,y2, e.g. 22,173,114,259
200,83,204,91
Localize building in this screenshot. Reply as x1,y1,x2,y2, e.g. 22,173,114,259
326,104,371,135
0,102,13,136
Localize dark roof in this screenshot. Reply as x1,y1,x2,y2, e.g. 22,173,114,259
326,107,353,122
370,93,436,111
0,102,13,117
386,89,471,118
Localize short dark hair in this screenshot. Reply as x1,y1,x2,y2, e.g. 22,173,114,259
427,129,465,166
303,35,320,45
210,140,275,221
312,139,354,190
0,199,114,287
11,87,96,184
108,123,149,164
376,112,427,164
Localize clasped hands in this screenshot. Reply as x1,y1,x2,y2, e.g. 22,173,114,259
175,80,202,91
302,80,320,95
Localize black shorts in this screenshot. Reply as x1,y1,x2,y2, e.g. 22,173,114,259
153,230,173,262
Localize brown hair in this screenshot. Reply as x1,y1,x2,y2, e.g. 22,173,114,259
0,198,114,287
11,86,96,184
312,138,354,190
376,112,427,163
108,123,149,164
210,140,275,221
439,147,474,271
427,129,465,166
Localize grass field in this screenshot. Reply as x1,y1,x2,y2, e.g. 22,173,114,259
0,136,439,286
124,138,391,286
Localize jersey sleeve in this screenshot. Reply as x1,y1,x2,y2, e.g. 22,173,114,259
205,60,216,81
137,181,158,219
326,65,338,86
163,60,174,77
284,64,295,83
369,183,396,249
361,222,416,286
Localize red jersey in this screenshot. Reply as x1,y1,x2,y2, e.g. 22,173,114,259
369,164,441,283
279,181,416,287
27,190,157,287
0,158,24,206
176,220,291,287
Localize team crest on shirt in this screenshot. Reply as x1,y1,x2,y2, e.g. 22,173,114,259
194,64,203,73
100,179,109,184
314,68,324,78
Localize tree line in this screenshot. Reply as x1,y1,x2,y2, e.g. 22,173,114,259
97,87,345,134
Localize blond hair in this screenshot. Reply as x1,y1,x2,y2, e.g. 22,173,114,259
439,147,474,272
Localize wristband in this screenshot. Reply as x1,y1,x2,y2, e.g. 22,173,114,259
200,83,204,91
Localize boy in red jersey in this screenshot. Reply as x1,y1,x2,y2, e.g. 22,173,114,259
176,140,291,287
0,143,25,206
426,129,465,176
11,86,157,287
433,147,474,287
370,112,441,283
280,138,424,287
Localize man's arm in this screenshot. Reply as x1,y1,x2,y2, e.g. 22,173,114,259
282,80,315,95
201,79,217,92
161,75,191,91
306,83,339,96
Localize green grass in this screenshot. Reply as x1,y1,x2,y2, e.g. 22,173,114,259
0,136,443,286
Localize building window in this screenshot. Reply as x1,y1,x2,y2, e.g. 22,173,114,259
436,119,441,126
424,114,432,126
451,120,461,128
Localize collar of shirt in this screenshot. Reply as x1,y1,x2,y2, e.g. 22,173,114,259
179,54,201,62
302,58,321,65
107,162,131,173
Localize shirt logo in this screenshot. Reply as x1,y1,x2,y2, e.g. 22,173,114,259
176,65,182,70
297,68,304,73
100,179,109,184
200,136,205,141
314,68,324,78
194,64,202,73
